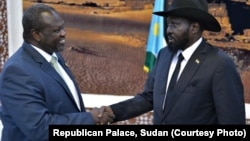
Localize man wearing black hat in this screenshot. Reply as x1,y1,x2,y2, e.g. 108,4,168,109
104,0,246,124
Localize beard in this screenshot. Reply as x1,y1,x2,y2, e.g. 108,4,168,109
167,28,190,53
168,37,189,53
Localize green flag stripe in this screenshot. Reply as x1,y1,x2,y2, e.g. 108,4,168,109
143,51,157,73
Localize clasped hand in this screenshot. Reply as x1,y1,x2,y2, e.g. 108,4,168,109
90,106,115,125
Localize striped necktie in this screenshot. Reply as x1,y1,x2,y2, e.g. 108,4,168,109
50,56,63,76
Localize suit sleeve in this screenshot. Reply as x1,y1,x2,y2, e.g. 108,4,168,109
110,49,167,122
212,51,245,124
0,64,95,141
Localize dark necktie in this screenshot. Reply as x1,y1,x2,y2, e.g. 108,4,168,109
167,53,184,92
162,53,184,111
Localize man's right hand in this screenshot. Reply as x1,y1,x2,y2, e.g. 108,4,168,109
90,106,115,125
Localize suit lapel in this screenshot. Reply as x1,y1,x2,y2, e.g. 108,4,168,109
24,43,84,111
24,43,69,90
163,40,208,116
157,50,174,111
57,54,86,111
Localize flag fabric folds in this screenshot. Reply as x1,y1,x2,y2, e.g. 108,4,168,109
144,0,167,73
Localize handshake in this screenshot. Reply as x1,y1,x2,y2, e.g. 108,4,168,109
89,106,115,125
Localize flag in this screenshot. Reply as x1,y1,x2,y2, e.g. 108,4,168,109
143,0,167,73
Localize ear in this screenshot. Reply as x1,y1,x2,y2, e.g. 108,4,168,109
31,29,42,42
190,22,200,34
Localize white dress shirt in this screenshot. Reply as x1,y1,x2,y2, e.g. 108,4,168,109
31,45,81,110
166,37,202,92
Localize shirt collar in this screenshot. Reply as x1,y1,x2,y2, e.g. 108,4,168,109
30,44,57,62
181,37,202,61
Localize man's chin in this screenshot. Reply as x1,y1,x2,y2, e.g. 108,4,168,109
56,46,65,52
168,45,178,53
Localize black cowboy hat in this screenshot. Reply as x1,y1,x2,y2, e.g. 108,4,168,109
154,0,221,32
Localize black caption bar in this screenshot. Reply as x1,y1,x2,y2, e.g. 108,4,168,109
49,125,250,140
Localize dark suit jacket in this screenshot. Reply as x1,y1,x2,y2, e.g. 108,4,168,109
0,42,94,141
111,39,246,124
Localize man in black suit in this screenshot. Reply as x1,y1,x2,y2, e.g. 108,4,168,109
104,0,246,124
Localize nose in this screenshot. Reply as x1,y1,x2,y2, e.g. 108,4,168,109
166,26,173,35
60,29,66,36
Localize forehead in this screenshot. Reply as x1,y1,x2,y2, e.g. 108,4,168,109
167,16,189,23
40,11,63,25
